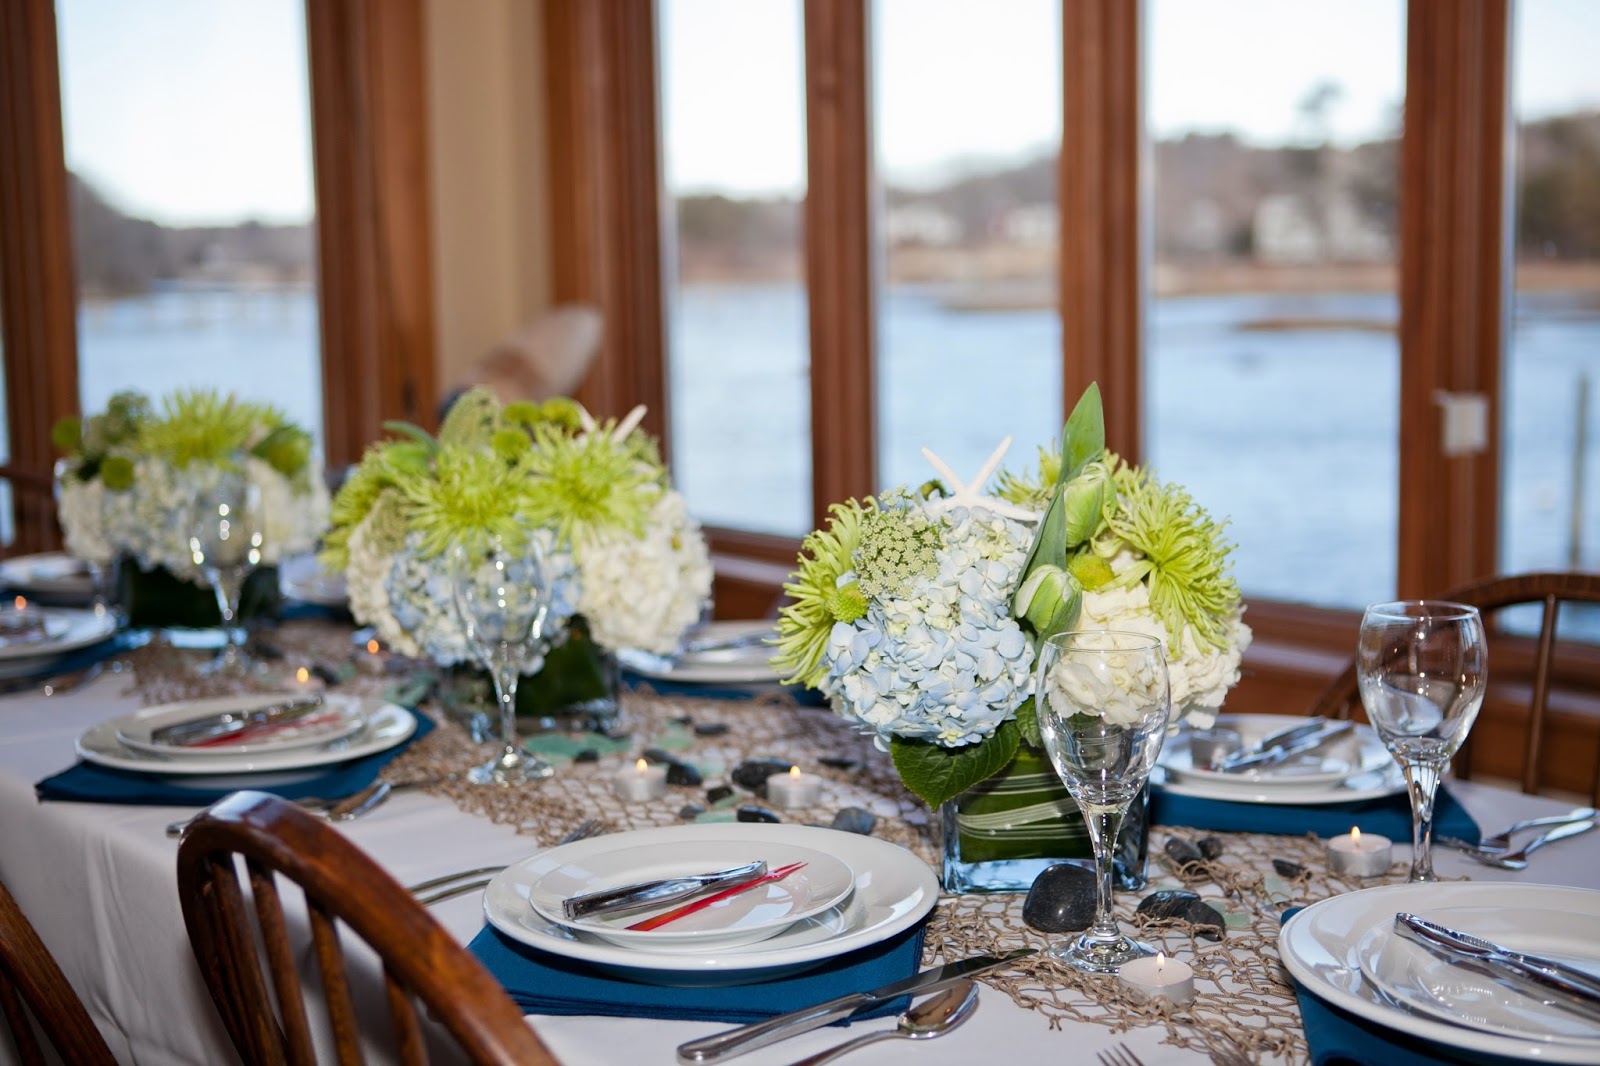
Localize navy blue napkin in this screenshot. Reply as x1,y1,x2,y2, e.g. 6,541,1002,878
622,671,828,706
1152,783,1481,845
34,708,434,805
1283,908,1529,1066
468,922,925,1023
0,627,146,691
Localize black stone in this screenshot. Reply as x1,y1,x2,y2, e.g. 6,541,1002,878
830,807,875,835
573,749,601,764
693,722,730,736
731,758,794,794
705,785,734,804
1197,836,1226,861
1135,890,1225,941
666,762,703,787
677,804,705,820
735,805,781,823
311,661,344,686
642,748,674,764
1164,836,1206,868
818,756,859,771
669,715,694,727
1272,859,1306,879
1022,863,1098,933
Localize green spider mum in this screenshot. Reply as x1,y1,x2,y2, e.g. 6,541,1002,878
395,446,537,559
140,389,282,469
995,443,1062,512
772,498,874,688
1104,462,1240,648
521,425,658,545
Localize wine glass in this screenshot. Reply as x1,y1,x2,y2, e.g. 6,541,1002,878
51,458,122,623
1357,600,1487,882
451,527,554,786
1034,630,1172,973
186,473,263,675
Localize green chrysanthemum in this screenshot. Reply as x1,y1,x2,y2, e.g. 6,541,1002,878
772,498,874,687
140,389,281,469
1104,462,1240,648
521,425,658,544
396,446,537,559
996,443,1062,512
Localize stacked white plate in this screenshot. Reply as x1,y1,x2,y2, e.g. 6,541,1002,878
0,607,117,680
0,552,95,605
483,823,938,985
76,692,414,778
1156,713,1405,805
617,621,782,686
1281,882,1600,1062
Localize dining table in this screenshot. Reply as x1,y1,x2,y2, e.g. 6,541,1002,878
1,612,1598,1066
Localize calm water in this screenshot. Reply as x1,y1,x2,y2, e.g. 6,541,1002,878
21,283,1598,616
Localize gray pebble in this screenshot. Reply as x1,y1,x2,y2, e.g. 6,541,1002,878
1272,859,1305,879
1164,836,1205,868
677,804,705,820
1135,889,1226,941
1022,863,1098,933
1198,836,1226,860
736,805,781,823
829,807,875,835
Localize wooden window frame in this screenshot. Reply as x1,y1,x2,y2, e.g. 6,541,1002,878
0,0,437,553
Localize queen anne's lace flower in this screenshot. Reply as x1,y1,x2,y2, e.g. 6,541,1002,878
819,501,1036,749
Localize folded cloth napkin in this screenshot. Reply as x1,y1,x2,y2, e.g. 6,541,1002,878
1283,908,1528,1066
1151,783,1481,844
621,671,828,707
469,922,925,1023
34,708,434,805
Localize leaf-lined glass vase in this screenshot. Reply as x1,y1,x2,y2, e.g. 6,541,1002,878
939,745,1152,893
440,616,624,739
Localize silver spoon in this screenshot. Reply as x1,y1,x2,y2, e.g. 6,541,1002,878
784,980,978,1066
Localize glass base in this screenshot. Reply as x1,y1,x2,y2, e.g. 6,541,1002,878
1048,932,1157,974
468,750,554,787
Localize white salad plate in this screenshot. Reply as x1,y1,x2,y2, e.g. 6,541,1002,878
484,823,937,984
1356,903,1600,1046
0,608,117,679
526,838,855,951
279,553,348,608
113,693,370,759
0,552,94,602
77,699,414,775
1155,713,1405,805
618,621,782,685
1281,882,1600,1064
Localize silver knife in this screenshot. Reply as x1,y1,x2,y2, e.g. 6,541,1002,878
1216,719,1355,773
562,861,768,920
149,694,325,746
675,948,1035,1064
1395,913,1600,1022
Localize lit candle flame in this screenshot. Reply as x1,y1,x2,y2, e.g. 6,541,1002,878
636,758,649,772
1351,826,1362,845
12,596,24,611
789,765,802,779
366,638,380,655
296,667,310,684
1156,951,1167,971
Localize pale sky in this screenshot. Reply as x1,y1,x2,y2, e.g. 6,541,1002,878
55,0,1600,221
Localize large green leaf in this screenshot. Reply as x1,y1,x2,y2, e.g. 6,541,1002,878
1013,696,1043,749
890,722,1022,808
1060,382,1105,483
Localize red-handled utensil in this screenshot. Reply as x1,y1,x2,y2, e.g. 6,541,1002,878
626,861,807,931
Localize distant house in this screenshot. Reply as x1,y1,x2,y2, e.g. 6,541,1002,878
1000,203,1057,246
1254,193,1391,264
883,202,962,246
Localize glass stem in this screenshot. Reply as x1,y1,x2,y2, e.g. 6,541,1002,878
1402,759,1444,882
490,653,522,765
1085,805,1127,946
211,570,245,665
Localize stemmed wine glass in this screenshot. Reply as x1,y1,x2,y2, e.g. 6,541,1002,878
451,527,554,786
1034,630,1172,973
186,473,263,676
1357,600,1487,882
51,458,121,622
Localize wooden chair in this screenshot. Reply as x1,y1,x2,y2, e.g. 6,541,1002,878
176,791,558,1066
0,875,117,1066
1309,571,1600,800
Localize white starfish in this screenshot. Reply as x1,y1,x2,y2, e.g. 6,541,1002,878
919,436,1039,522
576,403,648,444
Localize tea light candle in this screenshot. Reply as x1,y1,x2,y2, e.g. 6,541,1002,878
1326,826,1392,878
613,758,668,802
766,766,822,809
1117,952,1196,1004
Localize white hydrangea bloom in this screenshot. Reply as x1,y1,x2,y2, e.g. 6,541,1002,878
56,479,113,565
574,488,713,654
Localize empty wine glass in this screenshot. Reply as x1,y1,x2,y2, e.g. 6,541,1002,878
51,458,122,622
451,528,554,786
186,473,263,675
1034,630,1172,973
1357,600,1487,882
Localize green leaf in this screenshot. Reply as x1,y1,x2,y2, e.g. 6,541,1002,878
1013,697,1043,749
890,722,1022,808
1060,382,1106,484
1019,483,1068,578
382,420,441,452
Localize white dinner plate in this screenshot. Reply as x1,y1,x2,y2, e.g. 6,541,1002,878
77,700,415,775
113,693,370,759
278,553,348,608
527,838,854,951
1280,882,1600,1064
617,621,782,685
0,552,94,602
1162,715,1393,793
484,823,937,984
0,608,118,679
1356,905,1600,1045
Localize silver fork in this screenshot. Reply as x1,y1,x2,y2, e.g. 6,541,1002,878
1475,806,1595,852
411,818,604,904
1438,819,1596,870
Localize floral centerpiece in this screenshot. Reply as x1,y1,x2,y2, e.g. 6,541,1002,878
319,389,712,710
773,384,1250,889
53,389,329,621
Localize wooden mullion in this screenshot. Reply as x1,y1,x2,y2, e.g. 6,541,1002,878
0,0,79,553
1059,0,1142,462
1396,0,1508,597
803,0,876,525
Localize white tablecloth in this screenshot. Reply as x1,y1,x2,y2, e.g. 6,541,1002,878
3,672,1597,1065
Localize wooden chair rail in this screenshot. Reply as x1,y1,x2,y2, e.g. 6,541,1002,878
0,876,117,1066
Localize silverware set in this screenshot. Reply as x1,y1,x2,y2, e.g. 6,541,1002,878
162,778,426,838
1437,807,1596,870
408,818,603,905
